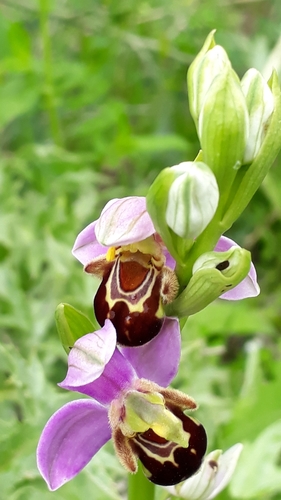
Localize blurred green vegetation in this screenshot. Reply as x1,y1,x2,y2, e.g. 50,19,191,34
1,1,281,499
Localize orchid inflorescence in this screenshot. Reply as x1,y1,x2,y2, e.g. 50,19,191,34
37,31,281,498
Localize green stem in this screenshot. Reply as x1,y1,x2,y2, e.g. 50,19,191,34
128,468,155,500
39,0,63,146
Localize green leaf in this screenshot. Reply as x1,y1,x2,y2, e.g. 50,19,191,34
230,420,281,499
55,303,99,353
223,344,281,445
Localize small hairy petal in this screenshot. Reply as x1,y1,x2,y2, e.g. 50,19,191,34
96,197,155,246
72,220,106,265
111,427,138,473
120,317,181,387
215,236,260,299
158,387,197,410
37,400,110,491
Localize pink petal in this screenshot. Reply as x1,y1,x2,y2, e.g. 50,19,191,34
60,348,136,405
37,399,110,491
95,197,155,246
59,320,116,387
214,236,238,253
72,199,176,271
164,249,176,270
215,236,260,300
120,317,181,387
72,220,106,265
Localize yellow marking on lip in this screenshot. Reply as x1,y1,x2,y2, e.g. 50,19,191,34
106,247,117,262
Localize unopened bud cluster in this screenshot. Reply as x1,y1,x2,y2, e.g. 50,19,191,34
186,31,280,227
147,30,281,303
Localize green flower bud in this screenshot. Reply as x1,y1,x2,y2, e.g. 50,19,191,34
146,161,219,264
187,29,217,125
166,162,219,239
241,68,274,164
165,246,251,318
198,66,249,191
55,303,98,353
188,43,232,128
188,32,281,230
188,32,249,193
222,70,281,229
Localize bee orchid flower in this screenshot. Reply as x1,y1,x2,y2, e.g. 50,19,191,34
37,318,207,491
72,197,259,344
73,197,179,347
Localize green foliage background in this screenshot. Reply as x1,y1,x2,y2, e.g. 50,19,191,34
1,1,281,499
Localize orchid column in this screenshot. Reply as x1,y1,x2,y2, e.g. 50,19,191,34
37,31,281,500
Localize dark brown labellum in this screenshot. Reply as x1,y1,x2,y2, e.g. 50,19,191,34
131,409,207,486
94,253,165,346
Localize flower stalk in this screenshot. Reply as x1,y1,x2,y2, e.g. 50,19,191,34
128,467,155,500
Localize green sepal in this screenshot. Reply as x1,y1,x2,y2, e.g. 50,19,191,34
165,247,251,318
146,167,192,265
221,70,281,230
187,29,216,124
166,162,219,240
55,303,98,353
146,161,219,267
241,68,274,164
